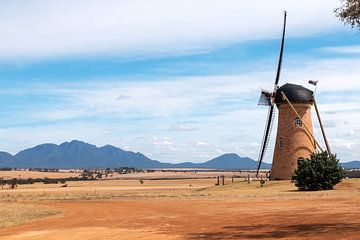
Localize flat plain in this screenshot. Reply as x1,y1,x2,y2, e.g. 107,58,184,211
0,171,359,240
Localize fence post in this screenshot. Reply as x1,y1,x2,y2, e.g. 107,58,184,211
221,175,225,185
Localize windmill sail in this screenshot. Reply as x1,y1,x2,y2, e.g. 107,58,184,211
256,11,287,175
274,11,287,87
256,105,275,173
258,90,273,106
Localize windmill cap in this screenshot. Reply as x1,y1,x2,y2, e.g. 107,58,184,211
275,83,313,104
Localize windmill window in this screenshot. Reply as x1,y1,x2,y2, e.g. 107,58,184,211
295,118,302,127
279,138,284,150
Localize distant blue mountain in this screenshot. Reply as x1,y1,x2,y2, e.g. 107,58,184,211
0,151,13,160
341,161,360,169
173,153,271,170
0,152,13,167
0,140,265,169
0,140,168,169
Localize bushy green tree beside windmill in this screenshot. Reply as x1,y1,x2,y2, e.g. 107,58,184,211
293,151,346,191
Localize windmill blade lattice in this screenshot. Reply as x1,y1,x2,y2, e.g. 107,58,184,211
256,11,287,176
256,105,276,174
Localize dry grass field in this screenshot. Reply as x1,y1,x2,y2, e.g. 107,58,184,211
106,170,259,180
0,174,359,240
0,170,80,180
0,169,261,181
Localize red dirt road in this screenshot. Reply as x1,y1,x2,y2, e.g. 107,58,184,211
0,198,359,240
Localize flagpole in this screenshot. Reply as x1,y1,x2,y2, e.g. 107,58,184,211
308,80,318,96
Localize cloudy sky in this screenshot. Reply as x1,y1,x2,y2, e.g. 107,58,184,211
0,0,359,163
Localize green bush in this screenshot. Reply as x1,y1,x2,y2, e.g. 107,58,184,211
293,151,346,191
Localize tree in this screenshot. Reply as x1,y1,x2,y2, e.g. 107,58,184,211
293,151,346,191
335,0,360,28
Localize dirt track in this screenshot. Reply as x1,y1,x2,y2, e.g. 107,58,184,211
0,179,359,240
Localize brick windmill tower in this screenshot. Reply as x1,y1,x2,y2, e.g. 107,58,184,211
256,11,331,180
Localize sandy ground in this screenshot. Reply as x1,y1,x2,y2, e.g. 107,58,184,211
0,178,359,240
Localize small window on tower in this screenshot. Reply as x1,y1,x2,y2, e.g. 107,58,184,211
279,138,284,150
295,118,302,127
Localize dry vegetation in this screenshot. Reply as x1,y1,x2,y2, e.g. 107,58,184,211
0,170,79,180
0,203,59,228
0,172,359,240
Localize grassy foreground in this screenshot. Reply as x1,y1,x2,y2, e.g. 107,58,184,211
0,203,59,227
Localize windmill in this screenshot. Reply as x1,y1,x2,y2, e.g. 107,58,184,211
256,11,331,180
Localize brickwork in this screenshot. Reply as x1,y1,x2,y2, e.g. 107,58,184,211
270,103,315,180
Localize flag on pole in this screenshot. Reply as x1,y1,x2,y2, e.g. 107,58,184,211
308,80,318,86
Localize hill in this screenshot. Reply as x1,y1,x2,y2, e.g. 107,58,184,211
0,140,267,169
174,153,271,169
342,161,360,169
0,152,13,167
0,140,167,169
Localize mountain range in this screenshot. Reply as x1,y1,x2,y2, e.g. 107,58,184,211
0,140,358,169
0,140,270,169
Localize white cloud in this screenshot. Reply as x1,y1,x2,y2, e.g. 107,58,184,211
115,95,131,101
169,125,198,131
0,0,341,61
282,58,360,92
196,141,209,147
332,140,354,151
321,45,360,54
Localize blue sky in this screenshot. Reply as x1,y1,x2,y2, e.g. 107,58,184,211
0,0,359,163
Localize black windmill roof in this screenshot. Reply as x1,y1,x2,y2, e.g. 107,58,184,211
274,83,313,104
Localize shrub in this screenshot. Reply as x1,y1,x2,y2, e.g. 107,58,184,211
293,151,346,191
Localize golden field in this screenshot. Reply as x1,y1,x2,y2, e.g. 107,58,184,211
0,170,80,180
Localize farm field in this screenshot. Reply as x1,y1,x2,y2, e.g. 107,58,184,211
0,169,262,181
0,170,80,180
0,176,359,240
